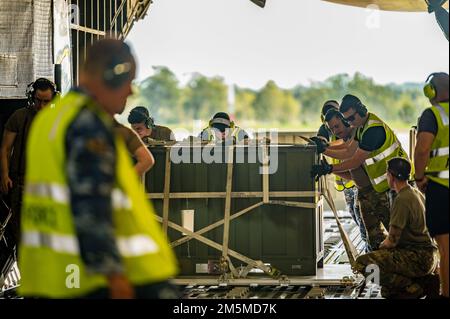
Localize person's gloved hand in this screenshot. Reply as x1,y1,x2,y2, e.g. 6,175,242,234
310,159,333,181
309,136,329,154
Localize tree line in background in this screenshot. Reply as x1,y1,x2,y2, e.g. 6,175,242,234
121,66,430,130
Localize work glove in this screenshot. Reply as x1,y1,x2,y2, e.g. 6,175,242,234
309,136,329,154
310,159,333,181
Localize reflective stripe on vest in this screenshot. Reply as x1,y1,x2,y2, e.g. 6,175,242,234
373,173,387,186
425,103,449,188
22,231,79,254
365,141,400,166
436,104,449,126
439,170,449,179
22,232,159,257
26,183,132,210
431,146,449,158
357,113,409,193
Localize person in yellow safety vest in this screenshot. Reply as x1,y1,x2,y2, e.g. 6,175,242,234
200,112,249,143
18,39,178,299
322,108,370,252
414,72,449,299
316,100,340,142
316,101,356,191
311,94,411,250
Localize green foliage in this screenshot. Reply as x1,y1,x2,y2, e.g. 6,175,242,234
183,74,229,120
139,66,182,124
126,67,429,130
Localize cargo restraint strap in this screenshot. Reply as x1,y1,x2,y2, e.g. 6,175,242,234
319,175,359,270
154,145,320,279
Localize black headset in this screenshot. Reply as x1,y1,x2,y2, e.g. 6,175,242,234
130,108,155,129
324,109,350,129
102,42,133,89
26,78,58,108
144,115,155,129
354,100,368,117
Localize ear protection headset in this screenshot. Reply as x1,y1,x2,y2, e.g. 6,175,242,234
354,100,368,117
130,108,155,129
26,78,58,108
424,73,438,100
324,109,350,130
209,117,235,129
102,43,133,89
145,115,155,129
320,100,340,123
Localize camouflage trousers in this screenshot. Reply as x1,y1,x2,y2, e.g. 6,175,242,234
357,186,391,251
354,247,438,298
343,187,369,253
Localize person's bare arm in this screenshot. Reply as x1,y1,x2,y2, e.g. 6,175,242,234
331,148,370,173
414,132,435,193
1,130,16,193
133,145,155,176
328,138,355,150
380,225,403,249
324,140,359,160
107,273,135,299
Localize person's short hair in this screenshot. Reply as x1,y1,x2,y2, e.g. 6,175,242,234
32,78,57,95
128,106,152,127
324,109,344,123
340,94,363,113
321,100,339,117
26,78,57,104
387,157,411,181
82,38,135,83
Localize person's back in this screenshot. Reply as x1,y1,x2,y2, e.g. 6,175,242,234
390,185,434,249
150,124,174,142
19,39,178,299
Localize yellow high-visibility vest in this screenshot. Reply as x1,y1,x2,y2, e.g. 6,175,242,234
19,91,178,298
356,113,410,193
328,135,355,191
425,102,449,188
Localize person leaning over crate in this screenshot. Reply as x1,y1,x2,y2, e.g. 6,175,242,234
128,106,175,143
320,107,370,253
200,112,249,143
311,94,411,251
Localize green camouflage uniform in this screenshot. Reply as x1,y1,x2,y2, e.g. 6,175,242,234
355,247,438,298
355,185,439,299
357,185,391,250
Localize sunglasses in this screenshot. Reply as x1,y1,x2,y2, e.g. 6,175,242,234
344,111,358,123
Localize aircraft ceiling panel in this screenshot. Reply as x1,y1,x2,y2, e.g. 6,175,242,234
322,0,448,12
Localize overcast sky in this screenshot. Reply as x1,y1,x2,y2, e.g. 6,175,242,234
126,0,449,89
